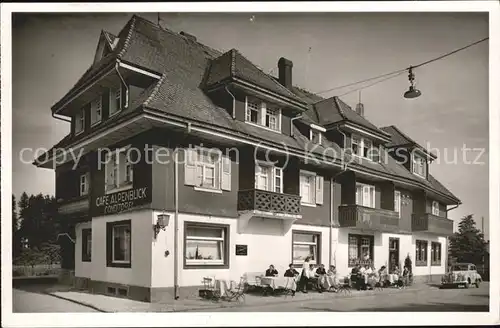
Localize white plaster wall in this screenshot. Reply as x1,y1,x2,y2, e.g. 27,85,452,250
411,233,447,277
91,210,153,287
74,222,92,278
150,212,331,288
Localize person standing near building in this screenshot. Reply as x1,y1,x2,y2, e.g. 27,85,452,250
298,256,311,293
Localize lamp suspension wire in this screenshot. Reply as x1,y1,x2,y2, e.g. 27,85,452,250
315,37,489,96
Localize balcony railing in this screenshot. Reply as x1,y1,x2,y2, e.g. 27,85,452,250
338,204,400,233
238,189,301,216
411,213,454,236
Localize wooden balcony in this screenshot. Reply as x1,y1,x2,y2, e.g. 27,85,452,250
238,189,301,216
338,204,400,233
411,213,454,236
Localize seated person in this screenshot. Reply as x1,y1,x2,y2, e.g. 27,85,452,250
315,264,327,292
284,263,299,277
327,265,339,290
378,266,388,286
389,266,401,286
306,264,318,290
265,264,278,277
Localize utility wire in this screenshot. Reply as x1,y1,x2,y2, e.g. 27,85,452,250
337,71,407,97
316,37,489,96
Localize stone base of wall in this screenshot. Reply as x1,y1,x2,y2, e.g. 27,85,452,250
412,274,443,284
81,279,202,303
58,269,75,286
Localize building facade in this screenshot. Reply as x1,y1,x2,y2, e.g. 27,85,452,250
35,15,460,302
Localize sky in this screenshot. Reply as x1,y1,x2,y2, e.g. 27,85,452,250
11,12,489,239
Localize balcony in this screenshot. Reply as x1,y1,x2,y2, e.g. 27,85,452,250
338,204,400,233
237,189,302,233
412,213,454,236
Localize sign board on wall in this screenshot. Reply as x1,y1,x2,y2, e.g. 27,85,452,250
91,187,150,216
235,244,248,256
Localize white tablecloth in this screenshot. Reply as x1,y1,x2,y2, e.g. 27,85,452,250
260,276,297,291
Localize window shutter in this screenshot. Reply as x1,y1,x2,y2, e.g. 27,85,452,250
221,154,231,191
184,148,197,186
315,175,324,205
362,185,370,207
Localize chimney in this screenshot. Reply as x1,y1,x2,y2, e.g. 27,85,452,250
355,102,365,117
180,31,197,42
278,57,293,89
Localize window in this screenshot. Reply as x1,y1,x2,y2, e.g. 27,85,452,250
351,134,375,160
81,229,92,262
90,96,102,125
80,173,89,196
292,231,320,265
348,234,374,267
245,97,281,132
355,183,375,208
106,220,131,268
412,154,427,177
432,201,440,216
416,240,428,266
394,190,401,217
310,129,322,144
255,163,283,193
105,147,133,193
109,85,122,116
431,242,441,266
300,170,324,206
75,109,85,135
184,147,231,192
185,223,229,268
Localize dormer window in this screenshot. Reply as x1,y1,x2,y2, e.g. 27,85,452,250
90,96,102,126
245,97,281,132
412,153,427,178
351,134,374,161
75,109,85,135
109,85,122,117
310,130,322,144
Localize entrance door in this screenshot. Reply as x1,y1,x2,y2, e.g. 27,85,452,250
388,237,400,272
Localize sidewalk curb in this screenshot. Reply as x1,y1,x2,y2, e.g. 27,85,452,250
44,292,108,313
46,285,436,313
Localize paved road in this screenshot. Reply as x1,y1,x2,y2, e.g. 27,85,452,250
199,283,489,312
13,288,98,313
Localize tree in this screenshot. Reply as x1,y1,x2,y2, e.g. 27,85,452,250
18,192,58,249
449,214,487,265
12,194,22,258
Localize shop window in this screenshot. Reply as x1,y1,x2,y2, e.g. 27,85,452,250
348,234,374,267
292,231,320,266
106,220,131,268
184,223,229,268
416,240,428,266
431,242,441,266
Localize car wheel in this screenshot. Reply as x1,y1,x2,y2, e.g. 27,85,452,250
475,279,480,288
465,278,471,288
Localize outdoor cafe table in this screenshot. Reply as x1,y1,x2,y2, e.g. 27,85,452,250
260,276,297,291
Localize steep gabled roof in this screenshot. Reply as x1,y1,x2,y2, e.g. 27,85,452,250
203,49,307,105
380,125,437,159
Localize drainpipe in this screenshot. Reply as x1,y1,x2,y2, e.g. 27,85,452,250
225,86,236,119
115,63,129,109
290,114,302,137
173,148,180,300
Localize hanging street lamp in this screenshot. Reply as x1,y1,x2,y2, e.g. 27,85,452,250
404,66,422,99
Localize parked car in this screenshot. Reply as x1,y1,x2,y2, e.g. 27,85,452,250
441,263,482,288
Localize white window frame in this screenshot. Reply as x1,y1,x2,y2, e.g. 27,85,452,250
292,231,319,265
351,133,375,161
245,97,281,133
75,109,85,135
298,171,323,206
185,225,226,266
412,153,427,178
432,201,440,216
109,85,122,117
355,182,376,208
310,129,322,144
105,145,133,194
394,190,401,218
90,96,102,126
111,224,131,264
195,148,220,191
255,161,283,193
79,173,89,196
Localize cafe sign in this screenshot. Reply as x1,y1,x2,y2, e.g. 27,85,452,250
92,187,150,216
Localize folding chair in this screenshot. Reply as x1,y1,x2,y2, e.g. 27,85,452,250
223,277,247,303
